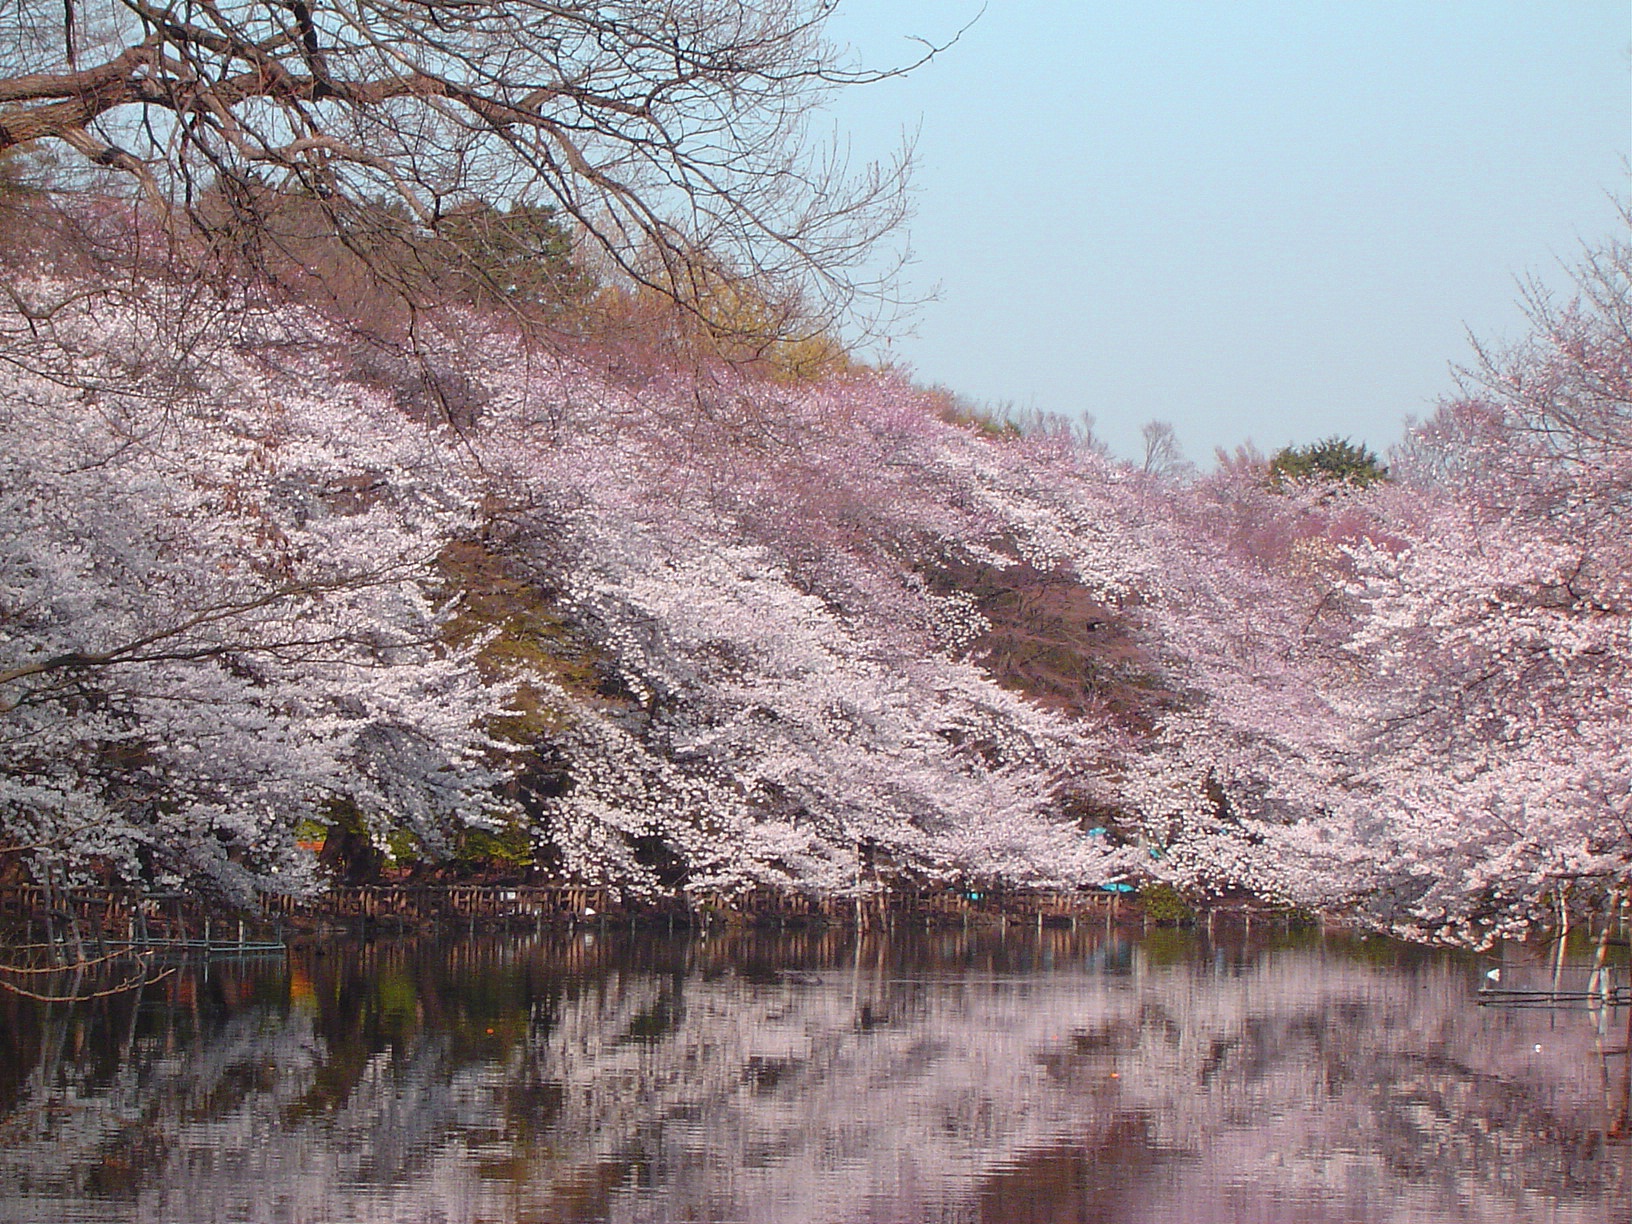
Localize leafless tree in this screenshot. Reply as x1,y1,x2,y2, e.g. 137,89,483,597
1138,419,1189,481
0,1,930,336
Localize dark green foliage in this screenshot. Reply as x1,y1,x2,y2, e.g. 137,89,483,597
1267,436,1388,490
1138,883,1195,925
458,825,537,873
317,801,384,886
432,201,593,315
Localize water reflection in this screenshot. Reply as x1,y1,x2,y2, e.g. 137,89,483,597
0,926,1626,1223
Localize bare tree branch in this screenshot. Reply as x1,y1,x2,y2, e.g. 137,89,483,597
0,1,933,337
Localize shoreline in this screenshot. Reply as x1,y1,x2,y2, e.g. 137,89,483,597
0,882,1315,950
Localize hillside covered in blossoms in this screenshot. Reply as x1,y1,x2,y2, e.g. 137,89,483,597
3,190,1631,947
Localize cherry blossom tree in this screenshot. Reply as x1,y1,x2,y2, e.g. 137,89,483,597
1109,218,1632,942
0,278,507,903
1329,227,1632,941
18,173,1632,938
447,344,1136,896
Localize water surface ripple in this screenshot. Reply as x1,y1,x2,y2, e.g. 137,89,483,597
1,926,1627,1222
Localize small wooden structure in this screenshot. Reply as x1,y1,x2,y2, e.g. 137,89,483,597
0,885,287,958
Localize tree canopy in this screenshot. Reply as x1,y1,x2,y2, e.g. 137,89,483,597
4,17,1632,949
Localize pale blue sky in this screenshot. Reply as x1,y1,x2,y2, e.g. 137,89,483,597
823,1,1632,463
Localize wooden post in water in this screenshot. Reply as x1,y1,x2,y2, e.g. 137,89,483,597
1552,890,1571,998
1588,894,1623,1011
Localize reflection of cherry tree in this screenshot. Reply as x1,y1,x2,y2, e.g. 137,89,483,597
0,936,1623,1223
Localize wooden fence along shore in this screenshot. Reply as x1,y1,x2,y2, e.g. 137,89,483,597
263,882,1149,932
0,882,1220,953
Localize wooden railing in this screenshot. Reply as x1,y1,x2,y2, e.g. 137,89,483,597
0,886,286,953
1,882,1142,945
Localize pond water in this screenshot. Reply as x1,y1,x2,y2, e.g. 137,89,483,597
0,924,1627,1223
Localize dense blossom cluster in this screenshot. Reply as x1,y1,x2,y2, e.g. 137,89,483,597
0,281,504,902
458,337,1131,895
1124,261,1632,939
4,219,1631,940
